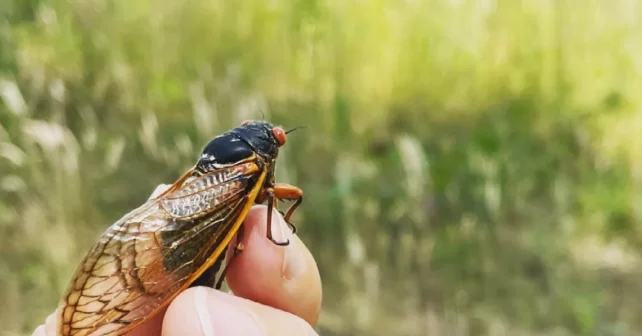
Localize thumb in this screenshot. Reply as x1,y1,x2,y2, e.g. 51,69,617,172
162,288,318,336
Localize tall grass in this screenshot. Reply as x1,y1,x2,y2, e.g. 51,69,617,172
1,0,642,335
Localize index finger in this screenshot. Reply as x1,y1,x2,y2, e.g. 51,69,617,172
225,205,323,326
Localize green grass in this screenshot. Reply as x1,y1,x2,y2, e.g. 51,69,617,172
2,0,642,335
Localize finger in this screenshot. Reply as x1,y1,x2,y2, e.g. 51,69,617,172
31,325,45,336
28,310,58,336
225,205,322,327
44,310,57,336
149,184,171,199
124,308,166,336
162,287,318,336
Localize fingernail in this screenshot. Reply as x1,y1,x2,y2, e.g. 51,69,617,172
194,287,215,336
268,212,304,280
294,315,318,336
193,287,265,336
278,216,305,280
283,242,306,280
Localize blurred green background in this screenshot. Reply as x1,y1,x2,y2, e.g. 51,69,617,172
1,0,642,335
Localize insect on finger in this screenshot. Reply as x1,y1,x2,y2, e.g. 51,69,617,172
56,120,304,336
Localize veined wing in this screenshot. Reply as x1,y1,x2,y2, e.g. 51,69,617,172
58,161,265,336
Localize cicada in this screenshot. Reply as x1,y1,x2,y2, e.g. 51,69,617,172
57,120,303,336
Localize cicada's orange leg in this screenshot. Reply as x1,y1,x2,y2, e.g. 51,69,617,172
265,183,303,246
274,183,303,233
265,188,288,246
215,224,245,290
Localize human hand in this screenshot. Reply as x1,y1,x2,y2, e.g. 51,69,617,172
32,184,322,336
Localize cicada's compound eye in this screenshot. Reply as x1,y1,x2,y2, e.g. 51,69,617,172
272,127,286,146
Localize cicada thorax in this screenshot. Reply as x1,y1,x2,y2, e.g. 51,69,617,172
159,161,260,219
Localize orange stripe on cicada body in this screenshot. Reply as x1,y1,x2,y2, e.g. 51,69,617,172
57,120,303,336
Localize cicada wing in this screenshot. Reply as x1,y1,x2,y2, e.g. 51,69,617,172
58,162,266,336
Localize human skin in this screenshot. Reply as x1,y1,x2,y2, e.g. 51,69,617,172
32,185,323,336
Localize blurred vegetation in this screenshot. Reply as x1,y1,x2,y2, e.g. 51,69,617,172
1,0,642,335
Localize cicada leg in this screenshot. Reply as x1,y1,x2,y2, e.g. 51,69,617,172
266,188,288,246
265,183,303,246
215,224,246,290
273,183,303,233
